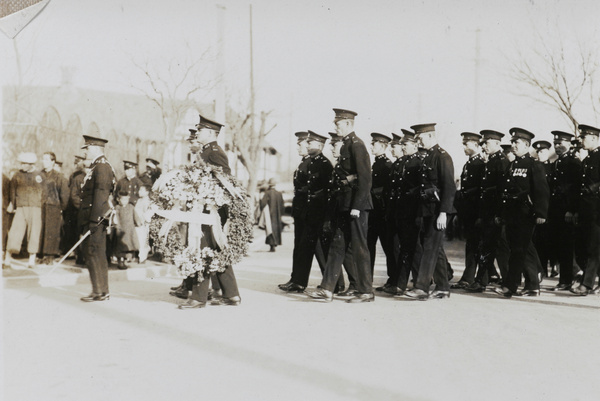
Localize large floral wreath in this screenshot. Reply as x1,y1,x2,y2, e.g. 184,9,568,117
149,160,253,280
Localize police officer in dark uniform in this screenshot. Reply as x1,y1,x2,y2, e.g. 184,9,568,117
465,130,510,292
79,135,116,302
391,130,424,295
404,123,456,300
452,132,485,289
546,131,582,291
279,131,338,292
306,108,373,303
494,128,549,298
571,124,600,295
178,115,240,308
532,140,556,278
115,161,143,206
367,132,397,292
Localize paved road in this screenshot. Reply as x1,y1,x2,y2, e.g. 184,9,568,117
3,229,600,401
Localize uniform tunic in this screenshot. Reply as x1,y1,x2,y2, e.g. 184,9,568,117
500,153,549,293
578,147,600,289
78,155,116,296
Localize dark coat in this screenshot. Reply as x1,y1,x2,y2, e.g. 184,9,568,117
480,150,510,219
10,170,44,208
200,141,231,175
455,153,485,220
501,153,550,221
549,152,582,219
371,154,392,211
419,144,456,217
292,156,311,219
115,176,144,205
40,169,69,255
398,153,423,219
78,155,116,230
305,152,333,221
579,147,600,222
260,188,285,245
336,132,373,211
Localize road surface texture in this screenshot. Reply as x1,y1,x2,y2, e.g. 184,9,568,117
3,228,600,401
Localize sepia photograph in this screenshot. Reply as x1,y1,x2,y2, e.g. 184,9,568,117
2,1,600,400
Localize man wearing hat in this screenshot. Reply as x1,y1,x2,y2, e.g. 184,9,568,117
391,130,424,294
116,160,143,206
404,123,456,300
546,131,582,290
140,158,162,188
451,132,485,290
306,108,374,303
464,130,510,292
494,128,549,298
367,132,397,294
3,152,45,269
571,124,600,295
280,131,345,293
78,135,116,302
179,115,240,308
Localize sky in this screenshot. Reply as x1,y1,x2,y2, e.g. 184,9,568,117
2,0,600,169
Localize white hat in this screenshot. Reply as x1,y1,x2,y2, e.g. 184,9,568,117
17,152,37,164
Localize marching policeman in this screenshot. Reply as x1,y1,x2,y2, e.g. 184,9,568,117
547,131,582,291
494,128,549,298
452,132,485,289
405,123,456,300
532,140,556,278
570,124,600,295
79,135,116,302
279,131,340,293
367,132,397,292
466,130,510,292
306,108,373,303
392,130,424,294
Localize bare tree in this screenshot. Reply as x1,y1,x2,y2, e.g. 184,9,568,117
129,44,215,166
509,31,599,133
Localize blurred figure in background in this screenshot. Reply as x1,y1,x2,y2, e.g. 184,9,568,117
134,185,154,264
259,178,285,252
62,155,86,263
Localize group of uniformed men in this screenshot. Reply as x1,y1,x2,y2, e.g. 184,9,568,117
278,108,600,301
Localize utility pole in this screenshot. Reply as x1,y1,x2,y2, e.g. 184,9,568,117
249,4,255,143
474,28,481,128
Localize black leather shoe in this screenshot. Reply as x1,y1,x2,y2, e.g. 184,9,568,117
569,285,590,296
383,286,403,296
516,289,540,297
375,284,390,292
405,289,429,300
81,293,110,302
551,283,570,291
451,281,470,290
346,293,375,303
178,299,206,309
278,280,293,290
211,296,241,306
170,284,183,291
489,275,500,284
208,289,222,300
169,288,189,299
429,290,450,299
465,282,485,293
493,287,513,298
117,259,128,270
550,269,559,278
282,282,306,293
305,288,333,302
337,288,358,297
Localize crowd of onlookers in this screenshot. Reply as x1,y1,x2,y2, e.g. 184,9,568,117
2,152,162,270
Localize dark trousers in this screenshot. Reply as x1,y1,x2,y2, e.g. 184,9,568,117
290,215,328,287
316,234,347,290
321,211,371,293
83,225,109,295
504,219,539,292
475,218,502,285
190,266,240,302
367,208,398,285
396,216,420,290
580,221,600,289
547,216,575,285
415,215,450,292
533,223,555,275
457,215,480,284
